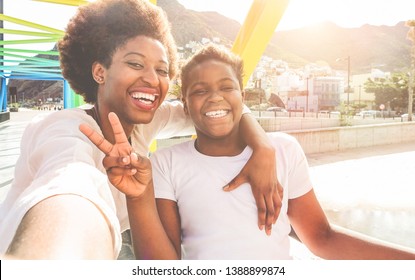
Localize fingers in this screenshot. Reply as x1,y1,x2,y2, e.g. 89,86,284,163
102,152,148,173
79,123,113,155
223,174,248,191
108,112,130,150
272,191,282,224
253,194,267,232
80,112,132,157
107,166,137,176
263,193,276,236
102,155,131,170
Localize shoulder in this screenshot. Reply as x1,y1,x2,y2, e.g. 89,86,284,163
30,108,90,124
150,140,193,163
154,100,184,117
23,108,97,143
267,132,301,149
266,132,306,160
31,108,95,129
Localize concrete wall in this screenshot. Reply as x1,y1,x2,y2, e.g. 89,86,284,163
287,122,415,154
156,119,415,155
0,112,10,123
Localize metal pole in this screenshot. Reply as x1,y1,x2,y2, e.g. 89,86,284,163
347,56,350,115
306,77,309,112
409,43,414,121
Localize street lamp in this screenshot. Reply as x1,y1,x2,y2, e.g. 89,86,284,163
336,56,351,115
405,20,415,121
306,76,309,113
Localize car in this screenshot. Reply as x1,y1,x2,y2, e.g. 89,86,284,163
266,106,287,112
401,113,413,119
355,110,376,118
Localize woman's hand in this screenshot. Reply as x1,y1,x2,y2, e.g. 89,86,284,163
79,112,152,199
223,145,283,236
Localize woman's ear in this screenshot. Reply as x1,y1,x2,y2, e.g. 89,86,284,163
92,62,105,84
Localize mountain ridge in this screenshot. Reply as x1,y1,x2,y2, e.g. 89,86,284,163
9,0,413,104
158,0,412,74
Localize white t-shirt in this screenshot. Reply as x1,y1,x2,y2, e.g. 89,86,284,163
151,132,313,260
0,101,194,257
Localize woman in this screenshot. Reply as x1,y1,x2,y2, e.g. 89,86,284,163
0,0,280,259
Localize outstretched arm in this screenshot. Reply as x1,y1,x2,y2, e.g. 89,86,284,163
288,189,415,259
80,112,179,259
224,112,283,235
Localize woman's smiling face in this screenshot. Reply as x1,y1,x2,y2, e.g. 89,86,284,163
97,35,170,127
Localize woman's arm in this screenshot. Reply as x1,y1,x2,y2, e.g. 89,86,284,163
224,112,283,235
80,112,178,259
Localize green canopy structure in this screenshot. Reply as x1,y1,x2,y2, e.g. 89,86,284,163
0,0,88,115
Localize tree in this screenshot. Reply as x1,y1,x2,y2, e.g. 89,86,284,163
364,72,411,114
244,87,266,108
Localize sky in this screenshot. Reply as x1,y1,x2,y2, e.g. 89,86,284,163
2,0,415,52
176,0,415,31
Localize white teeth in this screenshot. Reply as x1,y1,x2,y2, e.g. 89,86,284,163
131,92,156,102
205,110,228,118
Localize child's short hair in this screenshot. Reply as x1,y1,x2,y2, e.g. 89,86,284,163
180,44,244,97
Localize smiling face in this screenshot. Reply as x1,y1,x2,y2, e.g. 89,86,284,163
94,35,170,129
183,59,244,146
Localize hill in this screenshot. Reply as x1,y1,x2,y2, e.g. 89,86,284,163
158,0,412,74
8,0,413,104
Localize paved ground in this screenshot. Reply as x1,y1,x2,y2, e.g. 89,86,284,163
1,109,414,258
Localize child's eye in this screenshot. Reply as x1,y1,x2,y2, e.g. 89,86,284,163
191,89,208,95
221,86,235,92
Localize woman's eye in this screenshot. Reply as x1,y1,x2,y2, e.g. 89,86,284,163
127,62,144,69
157,69,169,77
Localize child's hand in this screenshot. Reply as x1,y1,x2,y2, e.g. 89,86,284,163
79,112,152,199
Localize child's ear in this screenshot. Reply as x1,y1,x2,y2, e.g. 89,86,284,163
182,97,189,115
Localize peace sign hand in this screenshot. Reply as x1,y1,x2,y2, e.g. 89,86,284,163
79,112,152,199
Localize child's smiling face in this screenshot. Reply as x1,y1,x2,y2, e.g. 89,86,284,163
183,59,244,140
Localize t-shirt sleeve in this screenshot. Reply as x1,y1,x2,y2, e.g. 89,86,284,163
150,150,177,202
242,104,251,114
270,132,312,199
150,100,195,139
0,111,121,257
131,101,196,155
278,134,313,199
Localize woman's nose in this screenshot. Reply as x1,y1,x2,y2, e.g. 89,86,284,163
141,68,159,87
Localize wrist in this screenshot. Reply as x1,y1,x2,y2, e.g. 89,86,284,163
125,179,154,201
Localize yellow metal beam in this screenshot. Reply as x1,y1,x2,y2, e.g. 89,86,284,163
232,0,290,87
33,0,89,6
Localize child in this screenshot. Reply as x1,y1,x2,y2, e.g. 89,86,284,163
82,44,415,259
